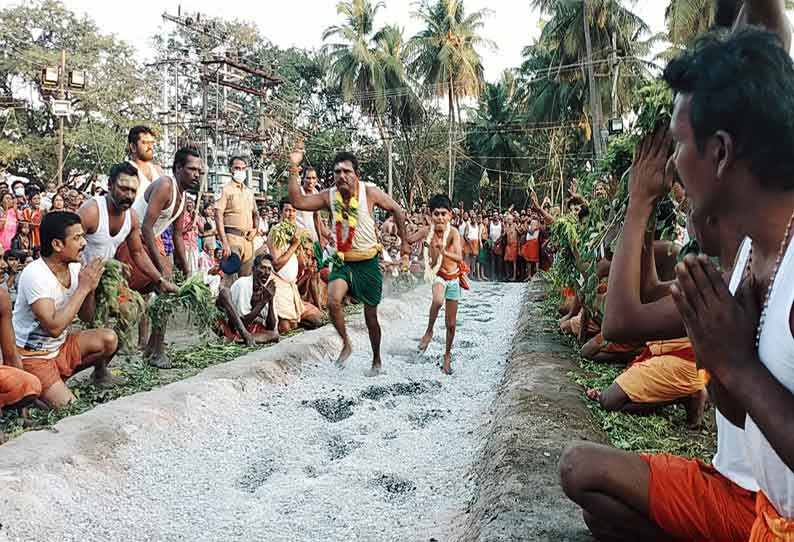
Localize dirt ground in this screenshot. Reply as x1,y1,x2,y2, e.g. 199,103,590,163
459,280,606,541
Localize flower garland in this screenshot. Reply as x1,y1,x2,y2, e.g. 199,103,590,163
333,189,359,261
423,223,451,283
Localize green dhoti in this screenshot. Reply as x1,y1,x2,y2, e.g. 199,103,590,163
328,255,383,306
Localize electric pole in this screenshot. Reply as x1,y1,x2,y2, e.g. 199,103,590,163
57,50,65,186
583,0,604,159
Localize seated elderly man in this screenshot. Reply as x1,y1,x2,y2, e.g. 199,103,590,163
215,254,279,346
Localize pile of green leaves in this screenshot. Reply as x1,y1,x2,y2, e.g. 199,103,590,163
269,221,313,250
570,358,716,460
84,260,145,351
149,274,220,332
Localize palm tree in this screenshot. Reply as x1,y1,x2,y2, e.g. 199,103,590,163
408,0,495,197
322,0,390,135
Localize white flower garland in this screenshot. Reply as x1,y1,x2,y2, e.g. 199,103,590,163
423,223,451,283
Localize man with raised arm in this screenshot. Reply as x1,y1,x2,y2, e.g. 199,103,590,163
288,145,410,375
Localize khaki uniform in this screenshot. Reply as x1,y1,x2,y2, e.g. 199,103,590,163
216,180,256,274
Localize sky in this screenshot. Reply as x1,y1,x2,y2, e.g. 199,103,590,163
24,0,669,83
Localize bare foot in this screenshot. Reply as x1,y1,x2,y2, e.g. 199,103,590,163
92,371,126,388
335,341,352,367
586,388,601,401
441,353,453,375
147,352,173,369
418,333,433,352
684,388,708,429
241,331,256,348
364,364,383,377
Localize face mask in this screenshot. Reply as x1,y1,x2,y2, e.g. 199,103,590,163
14,187,24,197
232,171,246,183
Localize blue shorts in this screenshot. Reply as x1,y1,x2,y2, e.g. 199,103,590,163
433,276,462,301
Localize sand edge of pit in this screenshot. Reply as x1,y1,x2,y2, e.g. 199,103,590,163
459,278,608,542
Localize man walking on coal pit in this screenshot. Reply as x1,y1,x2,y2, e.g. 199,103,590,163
288,144,411,376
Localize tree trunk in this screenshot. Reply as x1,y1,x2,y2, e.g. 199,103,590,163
448,76,455,199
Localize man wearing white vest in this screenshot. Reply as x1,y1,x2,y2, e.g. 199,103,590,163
127,125,163,203
288,148,410,375
559,2,794,541
78,162,178,295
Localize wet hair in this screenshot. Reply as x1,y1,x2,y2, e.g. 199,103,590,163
663,28,794,189
332,151,359,173
109,162,139,185
172,147,202,174
228,155,247,169
40,211,81,257
428,194,452,212
128,125,155,146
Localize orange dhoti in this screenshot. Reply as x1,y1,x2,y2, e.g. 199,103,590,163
521,238,540,262
504,241,519,262
116,237,171,292
750,492,794,542
464,238,479,257
0,365,42,408
642,453,756,541
615,338,707,404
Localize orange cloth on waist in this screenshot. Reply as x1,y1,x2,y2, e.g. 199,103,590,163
521,238,540,262
0,365,42,407
438,262,470,290
504,241,519,262
751,491,794,542
616,338,706,403
641,453,756,541
20,333,82,393
116,236,170,292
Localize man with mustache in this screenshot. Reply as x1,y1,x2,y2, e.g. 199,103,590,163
13,212,119,408
127,125,164,203
118,147,200,369
78,162,178,295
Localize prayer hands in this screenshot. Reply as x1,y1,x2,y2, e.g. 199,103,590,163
670,254,761,381
79,257,104,291
629,126,673,206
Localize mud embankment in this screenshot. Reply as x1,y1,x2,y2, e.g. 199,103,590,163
461,280,606,542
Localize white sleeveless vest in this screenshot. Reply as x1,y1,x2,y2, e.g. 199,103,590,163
83,196,132,261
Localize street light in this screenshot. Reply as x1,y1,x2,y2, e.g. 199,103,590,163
608,117,624,135
68,70,85,89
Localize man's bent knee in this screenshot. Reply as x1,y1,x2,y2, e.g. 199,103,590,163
559,441,600,502
102,329,119,356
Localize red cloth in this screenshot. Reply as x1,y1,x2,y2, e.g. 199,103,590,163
437,262,471,290
116,237,170,292
642,453,756,541
504,242,519,262
628,345,697,369
521,238,540,262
